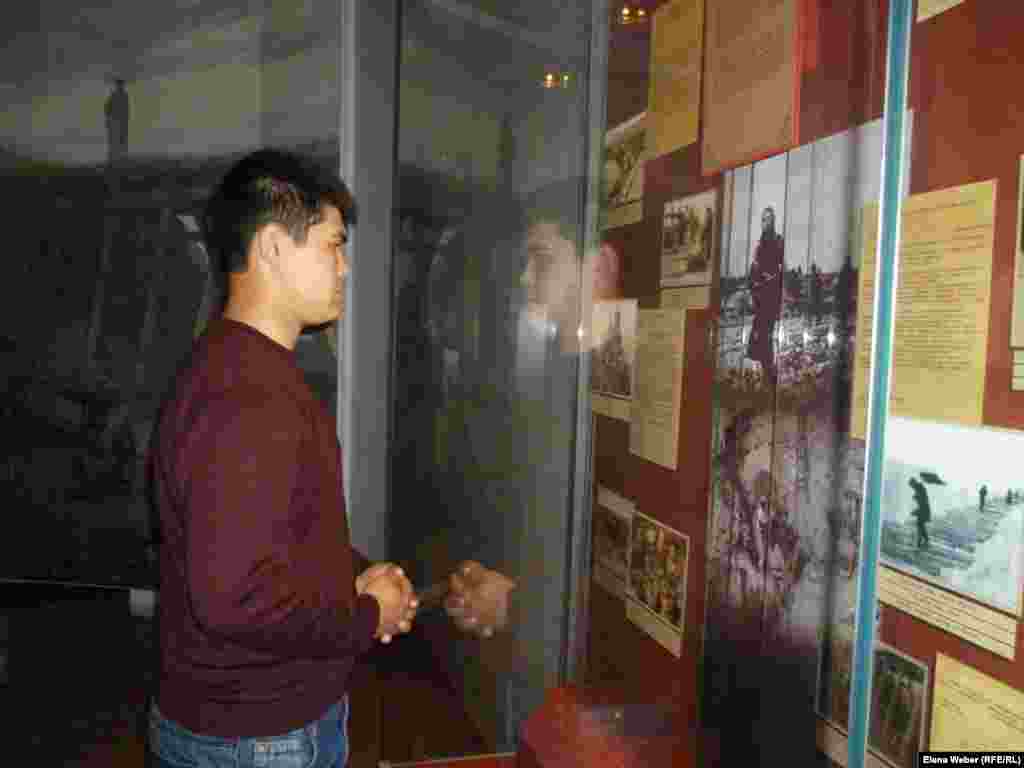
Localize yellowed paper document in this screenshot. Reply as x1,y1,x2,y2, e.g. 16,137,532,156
1014,349,1024,392
852,181,996,438
1011,158,1024,352
593,394,631,421
917,0,967,23
629,309,686,469
661,285,711,310
647,0,704,158
878,567,1017,660
851,202,880,439
701,0,797,173
932,653,1024,750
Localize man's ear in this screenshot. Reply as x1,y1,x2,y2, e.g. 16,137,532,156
252,223,288,272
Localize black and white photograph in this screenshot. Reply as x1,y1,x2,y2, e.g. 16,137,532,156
592,486,635,597
660,187,718,288
868,645,929,768
602,112,646,230
705,114,913,752
591,298,638,402
881,416,1024,615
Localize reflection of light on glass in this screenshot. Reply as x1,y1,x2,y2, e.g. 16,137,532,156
617,5,647,24
827,328,836,347
542,71,572,89
802,330,810,345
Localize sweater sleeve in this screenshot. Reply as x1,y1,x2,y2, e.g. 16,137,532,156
182,391,379,658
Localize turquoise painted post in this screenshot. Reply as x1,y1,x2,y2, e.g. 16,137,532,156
847,0,912,767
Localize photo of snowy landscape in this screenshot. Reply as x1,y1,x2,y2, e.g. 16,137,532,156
882,416,1024,615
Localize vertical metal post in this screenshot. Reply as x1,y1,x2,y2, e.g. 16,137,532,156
563,0,609,685
848,0,911,765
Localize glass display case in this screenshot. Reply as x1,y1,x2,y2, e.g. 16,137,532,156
4,1,1024,765
0,0,346,589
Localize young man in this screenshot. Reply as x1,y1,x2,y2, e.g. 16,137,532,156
147,149,418,768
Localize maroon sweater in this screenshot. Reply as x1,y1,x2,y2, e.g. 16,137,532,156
150,318,379,737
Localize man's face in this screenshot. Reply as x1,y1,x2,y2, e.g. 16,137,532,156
522,221,575,307
278,204,349,326
762,208,775,234
593,242,621,300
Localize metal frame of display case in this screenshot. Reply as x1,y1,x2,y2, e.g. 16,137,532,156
848,0,912,766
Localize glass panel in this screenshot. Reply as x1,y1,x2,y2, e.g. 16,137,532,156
390,0,598,752
0,0,342,588
586,2,897,767
866,3,1024,767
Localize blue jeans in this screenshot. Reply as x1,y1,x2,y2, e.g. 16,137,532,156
148,696,349,768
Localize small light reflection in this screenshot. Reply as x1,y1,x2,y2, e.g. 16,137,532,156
542,71,572,90
617,5,647,24
827,329,837,347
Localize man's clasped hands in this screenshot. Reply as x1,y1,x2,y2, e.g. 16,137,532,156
356,560,517,643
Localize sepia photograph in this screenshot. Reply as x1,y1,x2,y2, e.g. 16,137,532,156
816,620,854,732
591,299,638,401
881,416,1024,615
661,187,718,288
868,645,928,768
592,486,635,597
602,112,646,230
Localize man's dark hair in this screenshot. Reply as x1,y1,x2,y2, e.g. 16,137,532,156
202,148,357,275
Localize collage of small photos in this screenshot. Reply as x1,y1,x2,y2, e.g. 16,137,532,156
592,486,689,658
592,0,1024,764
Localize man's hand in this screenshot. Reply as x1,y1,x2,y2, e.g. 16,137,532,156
356,562,397,594
358,564,418,644
444,561,516,639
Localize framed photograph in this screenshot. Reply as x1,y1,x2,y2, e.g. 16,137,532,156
625,511,689,657
591,299,638,421
591,486,635,597
602,113,646,231
868,645,929,768
881,416,1024,615
661,188,718,288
